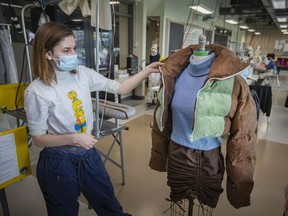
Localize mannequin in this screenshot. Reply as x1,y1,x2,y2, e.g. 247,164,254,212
149,39,257,214
147,40,161,110
192,34,211,62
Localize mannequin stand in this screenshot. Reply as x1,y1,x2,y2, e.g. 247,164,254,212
166,190,213,216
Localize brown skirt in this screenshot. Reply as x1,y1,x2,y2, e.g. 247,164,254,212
167,141,225,208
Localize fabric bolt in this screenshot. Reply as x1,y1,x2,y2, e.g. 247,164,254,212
91,0,112,30
58,0,91,17
37,147,128,216
149,44,257,209
0,29,18,83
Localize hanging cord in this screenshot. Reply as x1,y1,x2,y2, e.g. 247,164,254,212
180,0,202,49
99,3,117,133
178,0,194,49
14,43,31,112
220,0,227,46
207,0,219,42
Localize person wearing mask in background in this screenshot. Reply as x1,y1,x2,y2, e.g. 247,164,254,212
258,53,277,79
263,53,276,69
24,22,163,216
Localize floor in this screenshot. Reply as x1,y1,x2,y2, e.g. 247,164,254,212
0,71,288,216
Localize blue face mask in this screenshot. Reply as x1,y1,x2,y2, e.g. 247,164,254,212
56,54,79,71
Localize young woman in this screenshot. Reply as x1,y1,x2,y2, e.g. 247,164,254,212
24,22,163,216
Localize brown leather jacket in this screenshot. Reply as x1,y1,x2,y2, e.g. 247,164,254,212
149,44,258,208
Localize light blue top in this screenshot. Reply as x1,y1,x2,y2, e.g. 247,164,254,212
171,53,222,150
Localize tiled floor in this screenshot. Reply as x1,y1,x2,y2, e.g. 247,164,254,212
1,72,288,216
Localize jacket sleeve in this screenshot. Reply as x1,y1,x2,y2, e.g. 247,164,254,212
226,76,258,208
149,90,172,172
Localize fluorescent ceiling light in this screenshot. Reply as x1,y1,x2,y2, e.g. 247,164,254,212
254,32,261,35
272,0,286,9
239,25,249,29
70,19,83,22
280,25,288,28
189,5,214,14
283,32,288,34
248,29,255,32
225,20,238,24
277,17,287,22
0,2,23,8
281,29,287,32
110,1,119,4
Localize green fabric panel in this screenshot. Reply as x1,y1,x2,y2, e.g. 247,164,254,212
192,78,234,141
155,87,164,131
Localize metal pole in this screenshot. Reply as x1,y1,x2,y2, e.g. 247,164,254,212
94,0,100,139
21,3,35,82
0,188,10,216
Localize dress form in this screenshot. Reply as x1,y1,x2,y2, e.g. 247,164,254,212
193,34,211,62
166,34,214,216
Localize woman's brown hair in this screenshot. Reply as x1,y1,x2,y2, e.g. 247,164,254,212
32,22,75,85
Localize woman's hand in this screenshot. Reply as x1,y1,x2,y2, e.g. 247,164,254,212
72,133,98,150
144,61,164,74
118,61,164,95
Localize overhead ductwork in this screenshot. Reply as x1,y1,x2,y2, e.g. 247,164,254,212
219,0,288,29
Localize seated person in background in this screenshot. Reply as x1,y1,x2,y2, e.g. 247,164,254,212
265,53,276,70
255,53,277,79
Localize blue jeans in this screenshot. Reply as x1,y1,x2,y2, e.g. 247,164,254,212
36,147,128,216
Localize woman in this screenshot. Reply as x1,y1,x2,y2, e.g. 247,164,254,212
259,53,277,79
24,22,162,216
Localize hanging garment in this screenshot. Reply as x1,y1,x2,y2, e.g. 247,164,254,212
0,29,18,83
58,0,91,17
167,141,224,208
0,42,5,84
91,0,112,30
250,89,260,121
149,44,257,209
285,95,288,108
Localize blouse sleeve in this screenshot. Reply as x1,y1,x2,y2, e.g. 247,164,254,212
24,88,49,136
79,66,120,94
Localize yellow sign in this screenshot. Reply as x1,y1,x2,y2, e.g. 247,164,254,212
0,126,31,189
0,83,28,110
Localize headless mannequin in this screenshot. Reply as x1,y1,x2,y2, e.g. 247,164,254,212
192,34,211,62
167,34,215,216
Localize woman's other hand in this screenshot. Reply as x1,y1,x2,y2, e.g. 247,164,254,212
73,133,98,150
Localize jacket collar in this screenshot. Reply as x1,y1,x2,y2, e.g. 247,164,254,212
161,44,250,79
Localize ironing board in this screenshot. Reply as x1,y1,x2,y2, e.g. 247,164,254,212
92,98,135,185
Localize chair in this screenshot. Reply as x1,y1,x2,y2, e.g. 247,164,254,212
92,98,135,185
267,68,280,87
